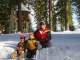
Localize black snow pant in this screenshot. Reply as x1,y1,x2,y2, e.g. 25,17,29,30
26,49,37,59
39,39,50,48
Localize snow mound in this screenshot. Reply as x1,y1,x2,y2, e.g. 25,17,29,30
0,46,14,58
0,41,17,59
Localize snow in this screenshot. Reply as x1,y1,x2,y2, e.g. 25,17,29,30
54,0,59,5
28,10,37,31
76,29,80,32
51,31,80,34
0,41,18,59
0,33,28,59
0,33,80,60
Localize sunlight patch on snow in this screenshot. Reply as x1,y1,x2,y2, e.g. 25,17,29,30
0,41,17,58
0,41,18,46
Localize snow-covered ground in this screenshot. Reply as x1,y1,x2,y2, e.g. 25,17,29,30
51,31,80,34
0,33,28,60
0,32,80,60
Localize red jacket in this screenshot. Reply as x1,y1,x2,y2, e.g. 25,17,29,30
35,29,48,41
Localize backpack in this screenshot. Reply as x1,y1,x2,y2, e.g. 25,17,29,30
27,39,37,50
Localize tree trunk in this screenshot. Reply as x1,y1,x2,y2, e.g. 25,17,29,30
17,2,23,32
48,0,52,30
52,0,56,31
9,8,16,33
66,0,72,30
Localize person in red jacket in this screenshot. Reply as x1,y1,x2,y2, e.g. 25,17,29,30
35,22,51,48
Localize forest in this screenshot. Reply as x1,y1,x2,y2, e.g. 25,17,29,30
0,0,80,33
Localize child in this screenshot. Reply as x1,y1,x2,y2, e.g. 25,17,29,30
34,22,51,48
16,37,25,60
25,32,39,60
11,37,25,60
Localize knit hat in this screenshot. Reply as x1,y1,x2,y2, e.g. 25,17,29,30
39,21,45,26
20,36,25,40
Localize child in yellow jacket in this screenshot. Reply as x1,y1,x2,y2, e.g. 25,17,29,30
25,32,40,60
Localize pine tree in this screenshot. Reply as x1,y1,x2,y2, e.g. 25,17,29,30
76,0,80,24
65,0,73,30
34,0,48,24
9,0,28,32
0,0,11,33
54,0,73,31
